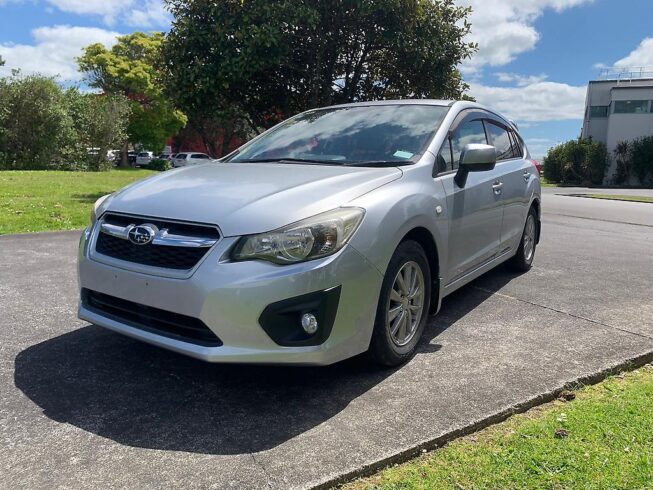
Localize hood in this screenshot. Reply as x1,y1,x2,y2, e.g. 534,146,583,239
103,162,402,236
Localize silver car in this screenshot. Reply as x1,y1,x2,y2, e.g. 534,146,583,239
78,100,541,366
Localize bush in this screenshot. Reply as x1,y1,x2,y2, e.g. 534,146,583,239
146,158,172,171
630,136,653,185
0,73,130,171
542,139,609,186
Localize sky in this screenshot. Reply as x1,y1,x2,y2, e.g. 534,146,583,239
1,0,652,159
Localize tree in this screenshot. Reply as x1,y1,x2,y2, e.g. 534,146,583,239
0,73,131,170
66,91,132,171
0,74,75,168
78,32,187,165
163,0,476,137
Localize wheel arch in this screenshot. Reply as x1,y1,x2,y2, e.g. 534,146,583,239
400,227,441,313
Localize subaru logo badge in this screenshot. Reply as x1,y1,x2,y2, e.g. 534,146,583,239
128,224,157,246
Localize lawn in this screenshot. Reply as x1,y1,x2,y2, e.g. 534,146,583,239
346,366,653,490
0,169,155,234
586,194,653,204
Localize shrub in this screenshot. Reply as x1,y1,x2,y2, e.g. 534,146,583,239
613,141,632,185
542,139,609,185
630,136,653,185
147,158,172,171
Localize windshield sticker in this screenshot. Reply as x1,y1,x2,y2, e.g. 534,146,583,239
393,150,414,159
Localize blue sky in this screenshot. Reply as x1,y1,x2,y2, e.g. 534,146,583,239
1,0,652,158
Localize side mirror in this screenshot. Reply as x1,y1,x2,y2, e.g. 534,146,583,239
455,144,497,187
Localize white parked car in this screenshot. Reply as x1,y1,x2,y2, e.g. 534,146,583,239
172,152,212,167
135,152,154,167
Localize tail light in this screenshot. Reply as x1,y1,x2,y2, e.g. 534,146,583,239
532,160,542,175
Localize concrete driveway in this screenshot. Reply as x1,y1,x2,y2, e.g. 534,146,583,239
1,190,652,489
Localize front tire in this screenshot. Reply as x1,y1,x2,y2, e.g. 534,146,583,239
509,207,538,272
368,240,431,367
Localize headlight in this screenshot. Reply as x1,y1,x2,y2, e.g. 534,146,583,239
90,194,112,225
233,207,365,265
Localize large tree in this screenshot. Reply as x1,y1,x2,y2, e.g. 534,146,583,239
78,32,187,165
163,0,476,135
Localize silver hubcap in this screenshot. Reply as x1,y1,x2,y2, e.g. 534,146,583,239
523,215,536,262
387,261,425,347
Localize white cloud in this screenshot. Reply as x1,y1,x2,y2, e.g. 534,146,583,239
613,38,653,69
0,25,120,80
495,72,548,86
45,0,134,25
470,80,586,122
456,0,594,73
125,0,171,28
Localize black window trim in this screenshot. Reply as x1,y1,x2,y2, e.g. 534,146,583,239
433,108,524,178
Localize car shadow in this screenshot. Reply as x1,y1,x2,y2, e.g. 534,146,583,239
14,265,521,455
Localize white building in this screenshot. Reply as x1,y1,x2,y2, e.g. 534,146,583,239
580,68,653,184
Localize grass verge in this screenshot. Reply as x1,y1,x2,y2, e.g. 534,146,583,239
0,169,155,234
345,366,653,490
585,194,653,204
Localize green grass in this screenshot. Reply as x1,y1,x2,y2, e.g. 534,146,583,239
346,366,653,490
0,169,155,234
585,194,653,204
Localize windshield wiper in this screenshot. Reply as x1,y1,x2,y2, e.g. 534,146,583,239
234,157,340,165
344,160,413,168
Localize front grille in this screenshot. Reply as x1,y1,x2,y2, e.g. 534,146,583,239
95,213,219,270
82,289,222,347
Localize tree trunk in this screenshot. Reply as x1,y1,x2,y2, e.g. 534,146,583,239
120,141,130,167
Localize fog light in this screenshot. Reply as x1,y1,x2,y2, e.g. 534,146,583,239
301,313,318,335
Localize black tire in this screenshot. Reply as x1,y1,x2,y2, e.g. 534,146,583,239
368,240,432,367
508,206,538,272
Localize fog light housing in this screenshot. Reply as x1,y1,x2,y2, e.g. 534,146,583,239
301,313,318,335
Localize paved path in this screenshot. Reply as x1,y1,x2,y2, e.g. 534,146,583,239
1,195,652,489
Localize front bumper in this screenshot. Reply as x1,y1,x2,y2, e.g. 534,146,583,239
77,229,383,365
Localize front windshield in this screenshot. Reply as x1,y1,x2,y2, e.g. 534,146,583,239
230,104,448,166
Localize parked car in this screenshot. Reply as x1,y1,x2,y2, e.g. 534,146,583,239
79,100,541,366
127,151,138,166
135,151,154,167
172,152,212,167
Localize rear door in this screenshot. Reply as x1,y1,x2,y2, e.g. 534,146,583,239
485,121,532,253
436,111,504,286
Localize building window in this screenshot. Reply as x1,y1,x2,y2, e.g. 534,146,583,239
613,100,650,114
590,106,609,118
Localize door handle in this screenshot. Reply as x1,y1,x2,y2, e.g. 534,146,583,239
492,181,503,195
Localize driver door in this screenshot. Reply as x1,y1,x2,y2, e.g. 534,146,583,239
436,112,504,286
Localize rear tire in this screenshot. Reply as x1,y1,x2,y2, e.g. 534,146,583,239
508,207,538,272
368,240,431,367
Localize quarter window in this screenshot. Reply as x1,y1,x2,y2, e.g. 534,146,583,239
485,122,515,161
450,120,487,170
590,106,609,118
614,100,650,114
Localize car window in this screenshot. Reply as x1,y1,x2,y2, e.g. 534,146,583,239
450,120,487,170
485,122,515,161
437,140,453,173
509,130,523,158
192,154,210,159
176,153,187,158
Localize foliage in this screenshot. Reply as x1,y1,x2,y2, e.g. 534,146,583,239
0,169,155,234
543,139,609,186
613,140,632,185
0,74,76,169
65,90,132,171
78,32,187,158
0,73,130,171
346,367,653,490
146,158,172,171
630,136,653,185
162,0,476,134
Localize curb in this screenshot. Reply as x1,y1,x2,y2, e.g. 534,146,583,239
314,350,653,489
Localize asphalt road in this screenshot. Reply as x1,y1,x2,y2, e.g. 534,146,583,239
1,190,652,489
